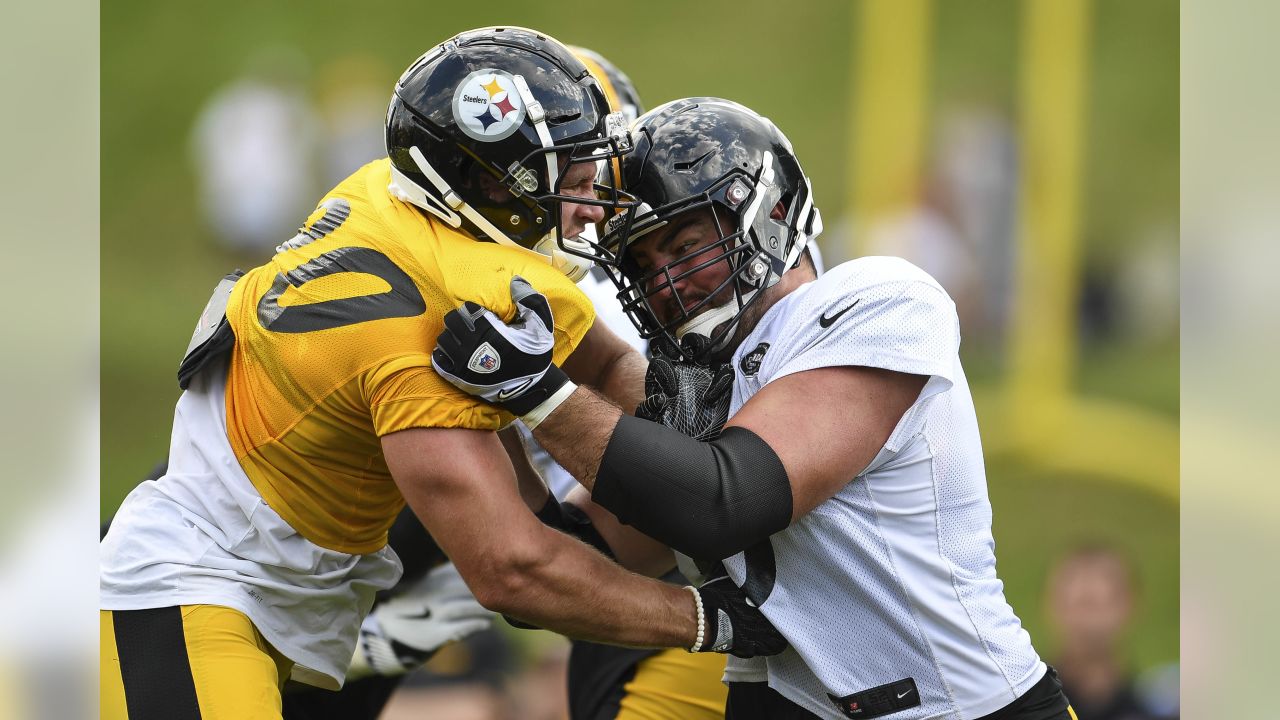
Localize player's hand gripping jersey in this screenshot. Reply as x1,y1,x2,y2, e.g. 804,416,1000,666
100,159,594,688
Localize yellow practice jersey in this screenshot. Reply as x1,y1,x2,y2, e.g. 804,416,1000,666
222,159,595,554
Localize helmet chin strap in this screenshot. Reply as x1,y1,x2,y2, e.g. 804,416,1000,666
388,164,463,227
511,74,559,195
393,145,592,282
531,231,592,282
674,296,747,344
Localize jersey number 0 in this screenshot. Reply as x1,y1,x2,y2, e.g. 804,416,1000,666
257,199,426,333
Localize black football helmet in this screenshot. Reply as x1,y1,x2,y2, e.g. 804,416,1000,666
385,27,633,281
567,45,645,124
585,98,823,362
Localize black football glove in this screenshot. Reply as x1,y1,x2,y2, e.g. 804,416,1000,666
636,355,734,441
694,575,788,658
432,276,569,416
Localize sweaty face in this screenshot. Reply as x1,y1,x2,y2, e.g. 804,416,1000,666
625,208,737,327
556,158,606,241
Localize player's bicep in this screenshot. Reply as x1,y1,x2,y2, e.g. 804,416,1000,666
726,366,927,520
368,363,511,434
562,317,647,410
381,427,545,591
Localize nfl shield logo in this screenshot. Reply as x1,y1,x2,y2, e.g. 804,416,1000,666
468,342,502,374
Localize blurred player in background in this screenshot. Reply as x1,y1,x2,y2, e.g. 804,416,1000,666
189,46,320,260
432,97,1076,719
100,27,783,720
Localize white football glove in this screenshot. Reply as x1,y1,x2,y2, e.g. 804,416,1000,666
349,562,495,678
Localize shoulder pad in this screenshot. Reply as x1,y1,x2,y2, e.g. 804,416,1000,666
177,271,243,390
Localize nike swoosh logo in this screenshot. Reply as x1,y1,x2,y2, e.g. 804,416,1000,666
897,689,913,699
674,150,714,172
497,378,533,400
818,298,860,328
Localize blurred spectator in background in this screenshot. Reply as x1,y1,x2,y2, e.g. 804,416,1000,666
859,177,981,334
190,46,320,259
857,104,1018,344
1045,545,1178,720
931,105,1019,343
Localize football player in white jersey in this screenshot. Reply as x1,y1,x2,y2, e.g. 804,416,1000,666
431,98,1077,720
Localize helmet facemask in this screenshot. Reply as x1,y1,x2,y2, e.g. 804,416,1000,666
597,151,816,363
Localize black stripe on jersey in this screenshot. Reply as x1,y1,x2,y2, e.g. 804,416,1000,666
307,199,351,239
279,199,353,253
113,607,203,720
257,246,427,333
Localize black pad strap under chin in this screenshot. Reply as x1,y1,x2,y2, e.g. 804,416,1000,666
593,417,792,560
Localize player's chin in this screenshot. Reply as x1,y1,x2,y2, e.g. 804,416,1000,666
559,218,593,243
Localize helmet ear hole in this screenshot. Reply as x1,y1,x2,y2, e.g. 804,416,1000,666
770,199,788,222
473,169,512,203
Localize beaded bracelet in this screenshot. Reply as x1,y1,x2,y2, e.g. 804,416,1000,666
685,585,705,652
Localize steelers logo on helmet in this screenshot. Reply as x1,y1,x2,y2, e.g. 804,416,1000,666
452,69,527,142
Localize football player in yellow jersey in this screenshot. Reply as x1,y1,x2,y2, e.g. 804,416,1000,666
101,27,783,720
292,44,730,720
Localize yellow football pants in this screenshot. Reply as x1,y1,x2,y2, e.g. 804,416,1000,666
101,605,293,720
616,648,728,720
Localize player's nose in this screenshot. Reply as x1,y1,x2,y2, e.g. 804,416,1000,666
573,200,605,225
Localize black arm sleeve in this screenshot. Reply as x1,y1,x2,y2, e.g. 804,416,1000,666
592,417,792,561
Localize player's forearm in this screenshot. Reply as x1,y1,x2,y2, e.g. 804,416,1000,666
486,526,696,648
564,485,676,578
529,386,623,493
563,320,648,412
497,425,551,511
533,386,792,560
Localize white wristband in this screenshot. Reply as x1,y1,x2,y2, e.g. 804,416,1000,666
521,380,577,430
685,585,706,653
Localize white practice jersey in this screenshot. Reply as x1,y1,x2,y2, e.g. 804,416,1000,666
720,257,1044,720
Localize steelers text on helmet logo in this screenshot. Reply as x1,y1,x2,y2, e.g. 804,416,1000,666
452,69,526,142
